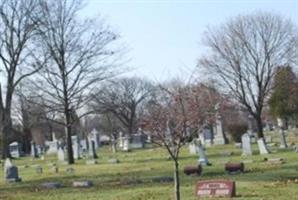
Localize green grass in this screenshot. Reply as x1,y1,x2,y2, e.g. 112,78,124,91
1,131,298,200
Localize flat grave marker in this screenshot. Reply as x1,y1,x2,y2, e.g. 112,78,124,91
196,180,236,198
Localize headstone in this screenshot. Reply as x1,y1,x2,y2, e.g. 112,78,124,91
57,146,65,162
122,137,130,151
241,133,252,156
9,142,21,158
4,159,21,182
31,141,38,158
196,180,236,198
130,133,145,149
257,138,269,154
196,140,210,165
267,158,285,165
71,135,80,159
201,128,213,146
46,141,58,154
213,115,226,145
72,180,93,188
277,118,288,149
118,132,124,148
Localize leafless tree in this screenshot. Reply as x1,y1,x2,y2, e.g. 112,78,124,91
0,0,41,159
142,80,217,200
200,12,298,152
31,0,121,164
91,77,155,137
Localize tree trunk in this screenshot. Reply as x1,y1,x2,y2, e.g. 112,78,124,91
174,160,180,200
255,115,264,139
1,112,12,159
65,111,74,164
1,124,11,159
23,128,32,154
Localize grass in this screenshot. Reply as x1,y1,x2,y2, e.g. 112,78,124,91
1,130,298,200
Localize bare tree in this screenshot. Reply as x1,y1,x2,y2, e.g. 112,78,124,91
91,77,154,137
200,12,297,153
142,80,216,200
31,0,121,164
0,0,41,159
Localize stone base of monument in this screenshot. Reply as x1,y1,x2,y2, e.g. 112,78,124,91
225,162,244,174
196,180,236,198
183,165,202,176
72,180,93,188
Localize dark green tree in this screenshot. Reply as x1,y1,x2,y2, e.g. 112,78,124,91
269,66,298,120
269,66,298,148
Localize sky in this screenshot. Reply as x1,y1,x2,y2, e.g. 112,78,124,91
83,0,298,81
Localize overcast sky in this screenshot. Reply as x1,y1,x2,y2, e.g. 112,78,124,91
83,0,298,81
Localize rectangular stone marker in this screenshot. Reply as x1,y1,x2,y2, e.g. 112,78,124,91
9,142,21,158
57,147,65,162
196,180,236,198
71,136,80,160
241,133,252,156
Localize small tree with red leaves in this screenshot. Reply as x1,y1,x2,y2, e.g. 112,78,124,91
142,81,219,200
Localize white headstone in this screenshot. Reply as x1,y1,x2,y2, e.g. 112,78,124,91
241,133,252,156
57,147,65,162
257,138,269,154
123,137,130,151
118,132,124,148
4,158,13,173
71,136,80,160
46,141,58,154
9,142,21,158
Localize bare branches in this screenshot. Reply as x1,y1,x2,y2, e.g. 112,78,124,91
91,77,154,135
200,12,297,138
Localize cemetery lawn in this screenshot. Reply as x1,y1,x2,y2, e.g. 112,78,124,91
1,133,298,200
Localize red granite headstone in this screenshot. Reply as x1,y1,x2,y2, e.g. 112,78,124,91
196,180,236,198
